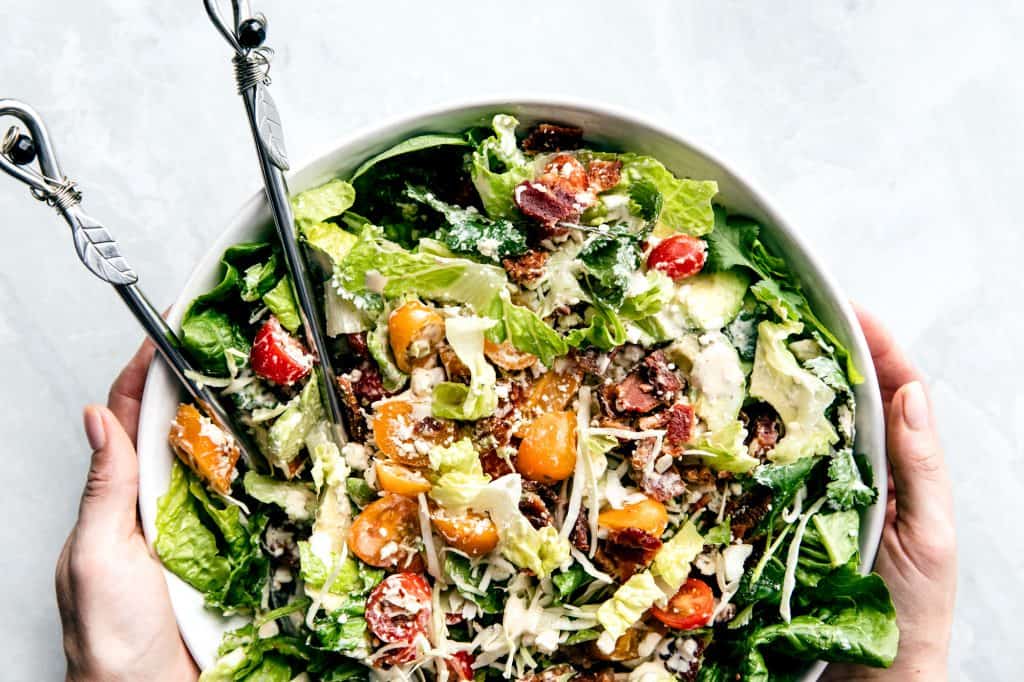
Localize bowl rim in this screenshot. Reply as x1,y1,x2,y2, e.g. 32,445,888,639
137,95,886,680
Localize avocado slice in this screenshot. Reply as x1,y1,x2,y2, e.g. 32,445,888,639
677,269,750,331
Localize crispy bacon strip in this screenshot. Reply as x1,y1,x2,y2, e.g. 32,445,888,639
595,527,663,582
521,123,584,153
514,181,579,237
502,249,549,286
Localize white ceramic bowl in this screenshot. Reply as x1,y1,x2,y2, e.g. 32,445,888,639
137,98,886,679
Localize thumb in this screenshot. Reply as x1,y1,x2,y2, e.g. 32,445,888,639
78,405,140,540
887,381,953,531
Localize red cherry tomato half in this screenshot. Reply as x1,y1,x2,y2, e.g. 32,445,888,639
646,235,707,281
446,651,475,680
366,573,433,662
651,577,714,630
249,316,313,386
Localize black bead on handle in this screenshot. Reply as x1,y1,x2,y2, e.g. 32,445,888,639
3,130,36,166
237,17,266,49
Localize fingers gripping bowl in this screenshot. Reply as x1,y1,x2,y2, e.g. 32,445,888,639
137,100,890,681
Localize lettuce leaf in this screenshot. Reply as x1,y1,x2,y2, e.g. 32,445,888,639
242,471,316,523
748,567,898,668
444,553,503,613
334,227,506,313
155,461,231,596
351,133,471,182
581,152,717,235
597,572,664,641
405,185,528,262
749,320,838,464
266,373,323,471
579,230,643,307
690,420,760,473
427,438,491,509
470,114,533,218
706,209,862,383
485,293,568,367
181,308,250,377
262,276,301,332
155,461,268,612
431,316,499,420
651,520,704,589
293,179,357,225
366,310,408,392
826,448,878,511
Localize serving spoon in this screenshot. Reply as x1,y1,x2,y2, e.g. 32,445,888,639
0,99,262,468
202,0,349,447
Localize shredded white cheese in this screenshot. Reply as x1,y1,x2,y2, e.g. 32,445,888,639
780,496,827,623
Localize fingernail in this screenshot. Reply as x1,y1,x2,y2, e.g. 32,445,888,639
900,381,929,430
84,407,107,451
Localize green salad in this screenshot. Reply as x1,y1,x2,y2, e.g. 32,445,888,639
155,114,897,681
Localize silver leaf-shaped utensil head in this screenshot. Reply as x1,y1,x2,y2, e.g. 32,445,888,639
254,84,289,170
67,208,138,286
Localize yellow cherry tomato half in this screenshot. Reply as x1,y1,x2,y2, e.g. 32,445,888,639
598,497,669,537
348,493,424,571
430,507,499,558
375,461,432,497
388,301,444,373
517,410,577,484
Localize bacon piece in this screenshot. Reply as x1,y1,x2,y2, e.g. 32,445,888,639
439,342,471,384
679,464,716,487
609,373,661,414
570,506,590,553
344,332,370,359
514,181,578,237
663,403,695,456
572,347,606,377
521,123,584,154
335,377,369,442
519,489,554,530
539,154,590,195
727,487,773,540
349,361,386,406
642,350,682,399
742,403,784,459
586,159,622,193
631,437,686,502
595,527,663,582
501,249,549,286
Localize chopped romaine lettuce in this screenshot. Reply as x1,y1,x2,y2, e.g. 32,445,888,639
405,184,528,262
243,471,316,522
749,320,838,463
597,572,664,642
366,310,408,392
651,520,704,589
691,420,760,473
826,448,878,511
689,332,746,431
334,227,506,313
266,374,323,471
262,276,301,332
470,114,533,218
579,230,643,307
485,292,568,367
431,316,499,420
594,153,718,235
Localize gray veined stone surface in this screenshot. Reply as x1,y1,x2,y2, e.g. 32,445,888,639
0,0,1018,680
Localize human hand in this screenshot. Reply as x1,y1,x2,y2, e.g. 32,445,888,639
823,308,956,681
55,341,198,682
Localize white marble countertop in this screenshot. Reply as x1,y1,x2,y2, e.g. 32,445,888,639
0,1,1017,679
